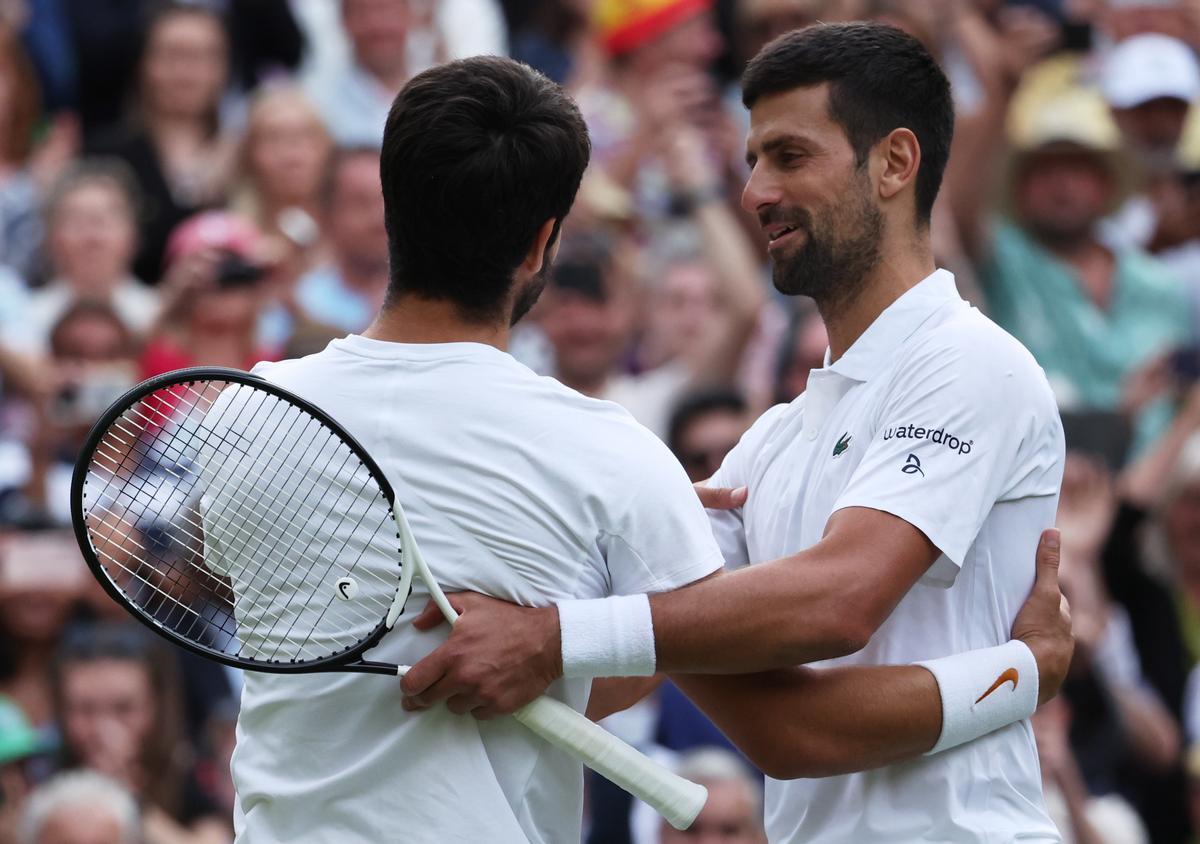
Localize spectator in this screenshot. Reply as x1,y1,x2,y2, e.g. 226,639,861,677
581,0,750,233
1055,455,1181,786
1102,34,1198,180
1077,386,1200,841
52,623,228,844
667,387,750,483
1100,34,1200,254
21,302,138,524
509,0,592,85
288,146,388,336
731,0,828,69
771,303,827,406
540,129,763,438
306,0,412,146
0,694,51,844
1161,431,1200,673
230,84,330,250
0,529,85,729
142,211,276,376
1107,386,1200,716
17,770,139,844
0,26,40,282
1033,697,1150,844
87,3,234,286
581,0,741,227
21,162,158,351
953,74,1191,451
641,747,765,844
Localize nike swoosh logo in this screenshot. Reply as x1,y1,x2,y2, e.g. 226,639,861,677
975,667,1019,704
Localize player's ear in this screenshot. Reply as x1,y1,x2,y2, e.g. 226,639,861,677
876,128,920,204
523,218,561,275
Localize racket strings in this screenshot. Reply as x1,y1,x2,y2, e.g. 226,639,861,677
95,384,400,621
91,408,398,648
91,388,394,657
138,385,405,634
165,382,400,643
80,379,404,665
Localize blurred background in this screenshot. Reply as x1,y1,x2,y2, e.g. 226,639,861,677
2,0,1200,842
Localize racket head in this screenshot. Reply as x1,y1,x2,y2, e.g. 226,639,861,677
70,366,414,674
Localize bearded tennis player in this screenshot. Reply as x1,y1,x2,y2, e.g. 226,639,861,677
402,25,1069,843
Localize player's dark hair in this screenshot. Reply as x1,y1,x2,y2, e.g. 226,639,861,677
741,22,953,225
379,56,591,323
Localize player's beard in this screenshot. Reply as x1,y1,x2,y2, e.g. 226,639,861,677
510,259,552,326
768,169,884,315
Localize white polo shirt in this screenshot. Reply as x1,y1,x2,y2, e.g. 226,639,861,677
709,269,1065,843
226,338,724,844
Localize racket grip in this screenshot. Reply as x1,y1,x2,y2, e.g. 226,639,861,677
511,695,707,830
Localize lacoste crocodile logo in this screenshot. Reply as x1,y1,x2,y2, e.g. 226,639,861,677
832,432,851,458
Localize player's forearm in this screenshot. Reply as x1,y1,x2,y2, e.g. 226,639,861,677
560,521,928,678
585,675,666,721
647,554,880,673
671,665,940,779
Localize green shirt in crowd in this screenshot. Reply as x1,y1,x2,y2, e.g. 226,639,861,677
982,219,1191,452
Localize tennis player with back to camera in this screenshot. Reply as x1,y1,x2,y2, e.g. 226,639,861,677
402,24,1072,844
228,51,1070,843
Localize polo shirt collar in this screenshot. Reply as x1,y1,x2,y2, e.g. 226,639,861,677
822,268,962,382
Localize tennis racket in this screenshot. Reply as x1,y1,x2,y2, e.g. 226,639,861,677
69,366,706,830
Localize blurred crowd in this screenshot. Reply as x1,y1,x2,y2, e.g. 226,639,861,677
2,0,1200,842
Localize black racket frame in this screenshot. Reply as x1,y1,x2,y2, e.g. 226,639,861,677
70,366,408,676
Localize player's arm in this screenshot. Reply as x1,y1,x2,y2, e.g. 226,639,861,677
650,505,936,672
671,532,1070,778
409,530,1071,778
591,529,1069,778
401,505,937,712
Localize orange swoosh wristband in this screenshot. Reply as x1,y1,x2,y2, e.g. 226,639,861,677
915,640,1039,755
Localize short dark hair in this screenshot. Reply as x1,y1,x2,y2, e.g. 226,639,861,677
379,56,591,322
741,22,953,225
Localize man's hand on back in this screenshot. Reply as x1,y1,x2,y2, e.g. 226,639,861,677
401,483,747,717
400,594,561,718
1012,528,1074,704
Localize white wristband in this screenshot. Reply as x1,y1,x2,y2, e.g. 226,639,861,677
557,594,656,678
916,640,1039,755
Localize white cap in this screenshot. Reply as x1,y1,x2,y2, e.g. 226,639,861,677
1101,33,1200,109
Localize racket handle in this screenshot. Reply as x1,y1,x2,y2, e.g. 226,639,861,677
511,695,707,831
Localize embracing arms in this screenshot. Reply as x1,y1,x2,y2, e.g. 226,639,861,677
400,504,953,705
399,523,1072,778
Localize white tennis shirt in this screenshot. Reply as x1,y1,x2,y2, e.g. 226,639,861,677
709,270,1065,843
229,337,724,844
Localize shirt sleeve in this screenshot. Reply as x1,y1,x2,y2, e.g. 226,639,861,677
832,325,1063,585
600,426,726,596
